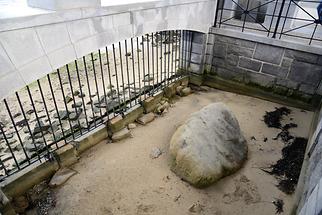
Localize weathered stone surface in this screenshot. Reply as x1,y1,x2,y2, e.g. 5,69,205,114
150,147,162,159
244,72,276,87
213,43,227,58
261,63,289,78
284,49,318,64
288,61,322,86
111,127,131,142
226,45,253,58
299,84,315,95
169,103,247,188
253,44,284,65
49,168,77,188
137,113,155,125
181,87,191,96
238,57,262,72
127,123,136,129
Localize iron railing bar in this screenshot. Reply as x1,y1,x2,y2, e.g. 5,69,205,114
151,33,155,94
309,23,318,45
112,44,122,112
118,42,126,112
291,0,317,21
124,40,132,107
15,92,42,162
279,0,293,39
0,122,19,171
75,60,90,130
37,80,58,148
105,47,116,117
98,50,109,119
3,99,30,164
47,74,67,144
146,34,152,95
57,69,75,139
141,36,147,100
83,56,97,127
136,37,142,103
130,38,137,106
91,53,103,119
282,22,315,34
66,65,82,135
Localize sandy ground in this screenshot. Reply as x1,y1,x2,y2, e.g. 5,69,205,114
48,88,313,215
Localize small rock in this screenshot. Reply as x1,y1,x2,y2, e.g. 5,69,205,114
156,102,170,114
176,86,184,95
69,108,82,121
54,110,69,120
111,128,131,142
13,113,21,118
125,52,131,57
189,203,204,213
137,113,155,125
65,95,73,103
181,87,191,96
78,92,86,98
150,147,162,159
15,119,28,127
73,90,80,96
49,168,77,188
128,123,137,129
72,101,83,108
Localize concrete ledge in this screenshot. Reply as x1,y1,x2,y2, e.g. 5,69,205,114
210,28,322,55
76,125,108,154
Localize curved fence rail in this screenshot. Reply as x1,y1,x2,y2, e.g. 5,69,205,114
214,0,322,45
0,30,193,181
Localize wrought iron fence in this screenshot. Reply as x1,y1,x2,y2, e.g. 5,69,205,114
214,0,322,45
0,30,193,181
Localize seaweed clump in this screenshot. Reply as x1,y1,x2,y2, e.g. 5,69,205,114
264,107,291,128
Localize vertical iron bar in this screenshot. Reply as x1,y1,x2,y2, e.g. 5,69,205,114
160,32,163,88
146,34,151,95
136,37,142,102
268,0,279,37
167,31,171,85
175,30,180,80
112,44,122,112
83,56,96,127
141,36,146,99
124,40,132,107
66,65,82,135
4,99,30,163
309,23,318,45
75,60,89,130
279,0,292,39
118,42,126,110
91,53,103,119
163,32,167,86
98,50,109,119
47,74,66,144
26,86,51,155
57,69,75,139
219,0,224,28
151,33,155,94
241,0,250,32
16,92,41,162
156,32,159,89
105,47,116,117
214,0,222,27
273,0,286,38
130,38,137,105
0,121,19,170
188,31,193,77
37,80,58,148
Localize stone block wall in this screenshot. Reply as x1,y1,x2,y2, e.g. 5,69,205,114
297,114,322,215
181,31,206,75
204,29,322,99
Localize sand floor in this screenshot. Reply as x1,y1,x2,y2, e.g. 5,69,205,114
48,88,313,215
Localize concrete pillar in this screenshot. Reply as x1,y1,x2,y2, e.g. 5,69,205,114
27,0,101,10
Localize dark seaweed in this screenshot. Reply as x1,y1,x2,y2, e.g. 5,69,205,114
273,199,284,214
268,137,308,194
263,107,291,128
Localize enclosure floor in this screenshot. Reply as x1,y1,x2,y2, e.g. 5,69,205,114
47,88,313,215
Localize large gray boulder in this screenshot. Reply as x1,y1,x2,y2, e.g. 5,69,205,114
169,103,247,188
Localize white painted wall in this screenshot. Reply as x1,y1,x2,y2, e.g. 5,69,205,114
0,0,216,99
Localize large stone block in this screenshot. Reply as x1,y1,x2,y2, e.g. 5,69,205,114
213,43,227,58
305,184,319,215
238,57,262,72
192,32,205,44
299,84,315,95
288,61,322,86
261,63,289,78
253,43,284,65
244,72,276,87
227,45,253,58
284,49,318,64
215,35,255,48
191,43,204,55
276,78,298,89
190,53,202,64
216,67,244,82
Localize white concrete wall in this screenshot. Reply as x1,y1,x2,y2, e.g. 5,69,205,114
0,0,216,99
